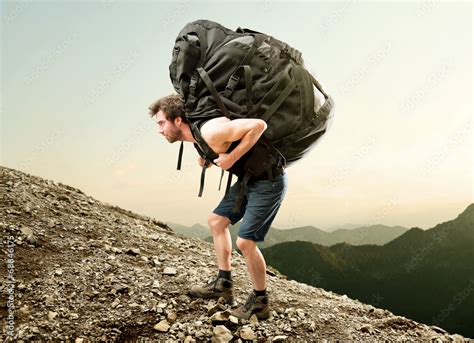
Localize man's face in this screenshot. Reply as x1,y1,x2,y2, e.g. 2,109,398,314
156,110,181,143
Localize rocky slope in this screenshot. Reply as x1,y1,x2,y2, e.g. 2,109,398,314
0,166,469,341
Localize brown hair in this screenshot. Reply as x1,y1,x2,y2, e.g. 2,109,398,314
148,94,186,122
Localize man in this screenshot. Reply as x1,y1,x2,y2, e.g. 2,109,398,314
148,94,288,320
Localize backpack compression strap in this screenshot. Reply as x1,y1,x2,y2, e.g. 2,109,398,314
195,34,266,120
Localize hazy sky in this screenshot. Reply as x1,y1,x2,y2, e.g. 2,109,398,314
2,1,472,231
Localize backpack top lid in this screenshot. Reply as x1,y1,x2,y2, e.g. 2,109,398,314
175,20,238,61
170,20,241,97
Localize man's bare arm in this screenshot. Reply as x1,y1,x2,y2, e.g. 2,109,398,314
201,118,267,170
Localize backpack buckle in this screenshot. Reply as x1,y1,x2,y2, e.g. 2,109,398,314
224,74,241,97
189,74,199,91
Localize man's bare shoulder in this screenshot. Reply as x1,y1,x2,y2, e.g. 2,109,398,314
200,116,266,148
201,117,230,131
199,117,233,153
200,117,231,140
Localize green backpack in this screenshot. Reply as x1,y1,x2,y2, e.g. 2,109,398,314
169,19,335,212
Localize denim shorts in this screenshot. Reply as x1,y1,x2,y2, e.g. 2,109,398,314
213,172,288,242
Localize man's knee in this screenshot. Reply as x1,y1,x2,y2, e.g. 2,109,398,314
208,213,231,232
236,237,257,253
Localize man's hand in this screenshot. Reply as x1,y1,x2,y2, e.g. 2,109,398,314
197,156,211,168
213,153,236,170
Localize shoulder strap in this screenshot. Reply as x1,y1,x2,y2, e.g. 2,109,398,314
189,120,220,197
190,120,219,162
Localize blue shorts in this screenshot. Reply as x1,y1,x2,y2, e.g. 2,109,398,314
213,172,288,242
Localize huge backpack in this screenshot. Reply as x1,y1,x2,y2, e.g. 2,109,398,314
169,19,335,212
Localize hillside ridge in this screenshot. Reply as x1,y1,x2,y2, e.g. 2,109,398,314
0,166,468,341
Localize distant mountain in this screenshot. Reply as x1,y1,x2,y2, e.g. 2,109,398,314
261,204,474,338
203,223,408,248
167,222,210,240
325,223,370,232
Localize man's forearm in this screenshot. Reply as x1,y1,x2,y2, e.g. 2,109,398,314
228,125,266,163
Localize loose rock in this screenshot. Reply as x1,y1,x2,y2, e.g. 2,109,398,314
154,320,170,332
212,325,233,342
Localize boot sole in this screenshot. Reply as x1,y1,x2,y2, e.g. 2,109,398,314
254,309,270,320
188,290,234,306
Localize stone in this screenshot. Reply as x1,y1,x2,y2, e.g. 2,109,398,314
111,298,120,308
212,325,233,342
240,326,256,340
148,233,160,240
44,295,54,306
210,310,231,324
249,314,259,325
163,267,177,275
359,324,374,334
154,320,170,332
112,284,129,294
431,326,447,334
273,336,288,342
48,311,58,320
20,226,34,236
207,304,223,316
167,311,178,322
126,248,140,256
19,305,30,315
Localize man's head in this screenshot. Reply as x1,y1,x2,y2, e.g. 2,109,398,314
148,94,186,143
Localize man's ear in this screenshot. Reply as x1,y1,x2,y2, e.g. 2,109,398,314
174,117,183,127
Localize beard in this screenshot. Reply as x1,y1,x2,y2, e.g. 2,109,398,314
165,125,182,143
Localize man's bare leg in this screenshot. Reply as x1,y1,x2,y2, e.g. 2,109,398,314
231,236,270,319
236,237,266,290
208,213,232,271
189,213,234,304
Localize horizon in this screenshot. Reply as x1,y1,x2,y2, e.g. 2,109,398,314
103,199,474,232
2,2,472,230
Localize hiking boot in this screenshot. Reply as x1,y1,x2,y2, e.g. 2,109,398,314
188,277,234,305
231,292,270,320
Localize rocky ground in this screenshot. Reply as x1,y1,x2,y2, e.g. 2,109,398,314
0,165,471,342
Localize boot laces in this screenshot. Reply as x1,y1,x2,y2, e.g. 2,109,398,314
244,292,257,311
205,276,219,290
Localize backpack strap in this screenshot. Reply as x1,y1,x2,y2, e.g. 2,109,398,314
261,77,296,122
218,169,225,191
176,141,184,170
249,64,291,118
225,172,233,195
197,67,230,118
307,69,330,100
189,120,220,197
223,65,253,114
217,170,233,195
223,33,263,98
232,170,253,214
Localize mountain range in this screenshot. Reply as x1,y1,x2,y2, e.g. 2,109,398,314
167,222,210,240
261,204,474,338
169,221,408,248
198,223,408,248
